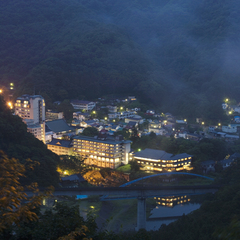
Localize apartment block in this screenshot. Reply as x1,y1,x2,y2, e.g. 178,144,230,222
15,94,45,142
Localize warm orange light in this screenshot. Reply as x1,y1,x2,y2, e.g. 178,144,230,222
8,102,13,109
0,89,2,93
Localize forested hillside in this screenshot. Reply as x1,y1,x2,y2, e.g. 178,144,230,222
0,96,59,187
1,0,240,118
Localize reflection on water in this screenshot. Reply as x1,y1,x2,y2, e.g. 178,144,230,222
146,196,200,231
154,195,191,207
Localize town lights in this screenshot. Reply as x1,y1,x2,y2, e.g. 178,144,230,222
201,122,204,125
0,89,2,93
218,123,221,126
229,111,232,115
92,111,96,114
10,83,14,90
104,117,107,120
7,102,13,109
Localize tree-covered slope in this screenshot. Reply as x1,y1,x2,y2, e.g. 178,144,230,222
0,96,59,187
0,0,149,101
1,0,240,118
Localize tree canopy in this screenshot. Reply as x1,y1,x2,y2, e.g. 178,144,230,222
0,96,59,187
1,0,240,118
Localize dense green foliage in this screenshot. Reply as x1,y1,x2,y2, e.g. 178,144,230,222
58,155,87,175
0,96,59,186
1,0,240,119
82,127,99,137
1,203,97,240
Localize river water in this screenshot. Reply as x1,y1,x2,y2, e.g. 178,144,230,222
77,196,201,232
146,203,201,231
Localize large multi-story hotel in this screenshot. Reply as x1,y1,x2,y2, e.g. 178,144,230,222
134,148,192,172
72,136,132,169
15,94,45,123
15,94,45,142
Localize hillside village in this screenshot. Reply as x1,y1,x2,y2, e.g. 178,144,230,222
6,89,240,179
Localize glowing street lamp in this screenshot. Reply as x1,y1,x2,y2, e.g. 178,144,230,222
218,123,221,126
0,89,2,94
104,117,107,121
7,102,13,109
138,148,141,152
201,122,205,125
229,111,232,115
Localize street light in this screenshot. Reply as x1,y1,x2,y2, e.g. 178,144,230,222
7,102,13,109
0,89,2,94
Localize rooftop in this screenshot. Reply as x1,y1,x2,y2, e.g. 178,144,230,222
45,119,74,133
74,135,132,145
47,139,72,148
134,148,192,161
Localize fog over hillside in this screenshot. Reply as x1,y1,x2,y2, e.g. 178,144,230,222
1,0,240,118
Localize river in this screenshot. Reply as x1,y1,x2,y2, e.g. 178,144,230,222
146,203,201,231
77,196,201,232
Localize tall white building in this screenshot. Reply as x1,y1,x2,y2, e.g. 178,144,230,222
15,94,45,123
15,95,45,143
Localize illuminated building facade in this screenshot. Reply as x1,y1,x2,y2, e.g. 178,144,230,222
154,195,191,207
46,110,63,121
73,136,132,169
134,148,192,172
70,100,96,111
47,139,72,155
15,94,45,143
15,94,45,124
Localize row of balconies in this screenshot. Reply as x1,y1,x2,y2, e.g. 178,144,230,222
137,161,191,168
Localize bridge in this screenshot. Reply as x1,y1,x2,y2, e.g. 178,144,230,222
33,173,219,230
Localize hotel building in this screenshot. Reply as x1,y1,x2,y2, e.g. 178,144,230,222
134,148,192,172
15,94,45,143
72,135,132,169
70,100,96,111
47,139,72,155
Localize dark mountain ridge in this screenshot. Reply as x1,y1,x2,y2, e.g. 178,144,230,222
1,0,240,119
